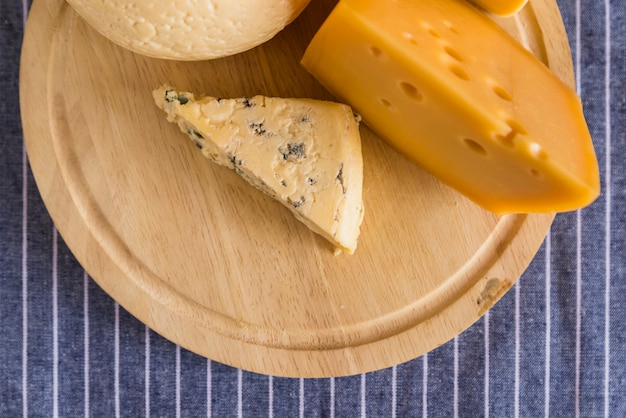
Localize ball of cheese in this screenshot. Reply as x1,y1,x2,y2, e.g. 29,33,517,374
67,0,311,60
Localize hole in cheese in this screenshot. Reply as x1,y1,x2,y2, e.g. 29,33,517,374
443,45,464,62
491,84,513,101
369,45,383,57
529,168,541,177
529,142,549,160
444,20,460,34
496,119,527,147
429,28,441,38
421,22,441,38
399,82,423,101
380,98,395,111
507,119,528,135
449,64,470,81
402,32,418,45
464,138,488,156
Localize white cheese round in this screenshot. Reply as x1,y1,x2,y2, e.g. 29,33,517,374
67,0,311,60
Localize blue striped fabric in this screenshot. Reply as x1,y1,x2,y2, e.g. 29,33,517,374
1,0,624,416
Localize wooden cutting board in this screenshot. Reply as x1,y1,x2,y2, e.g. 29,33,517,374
19,0,573,377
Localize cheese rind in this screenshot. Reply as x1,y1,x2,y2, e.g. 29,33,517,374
153,86,364,254
470,0,529,16
67,0,310,60
301,0,599,214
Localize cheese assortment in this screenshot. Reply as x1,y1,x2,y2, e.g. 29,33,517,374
66,0,310,60
301,0,599,214
470,0,529,16
148,0,600,254
152,86,364,254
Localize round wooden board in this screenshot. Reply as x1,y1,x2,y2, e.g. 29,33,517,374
20,0,572,377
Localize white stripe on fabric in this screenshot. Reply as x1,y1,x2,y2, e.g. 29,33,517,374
84,272,90,417
453,336,459,418
114,303,120,418
422,354,428,418
300,378,304,418
237,368,243,418
484,311,490,418
575,210,582,418
329,377,335,418
575,0,582,94
514,280,521,418
145,327,150,418
361,373,366,418
574,3,583,416
176,345,181,418
391,365,397,418
544,234,552,418
603,0,612,415
206,359,211,418
52,228,59,418
268,375,273,418
299,378,305,418
21,3,30,417
21,135,29,418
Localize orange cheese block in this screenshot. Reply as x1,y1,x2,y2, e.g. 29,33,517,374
470,0,528,16
301,0,600,214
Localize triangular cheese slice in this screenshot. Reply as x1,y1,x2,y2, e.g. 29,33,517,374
153,86,364,254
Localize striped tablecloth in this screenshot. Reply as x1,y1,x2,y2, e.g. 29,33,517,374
2,0,624,416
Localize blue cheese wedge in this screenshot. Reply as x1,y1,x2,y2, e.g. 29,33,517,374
153,86,364,254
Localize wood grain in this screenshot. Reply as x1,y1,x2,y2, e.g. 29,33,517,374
19,0,572,377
